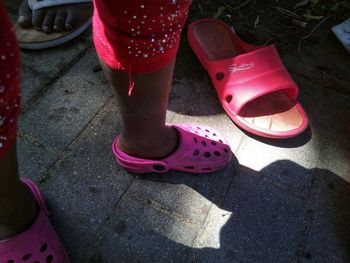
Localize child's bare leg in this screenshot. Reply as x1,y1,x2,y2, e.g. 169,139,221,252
0,143,37,239
100,58,179,160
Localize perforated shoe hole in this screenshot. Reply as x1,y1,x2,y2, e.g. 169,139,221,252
219,140,223,143
193,149,200,156
22,254,32,260
211,141,217,146
214,151,221,156
216,72,225,81
205,129,210,132
153,164,166,171
193,137,198,143
226,95,232,103
46,255,53,263
201,141,207,147
7,260,15,263
213,133,217,137
204,152,211,158
224,148,229,153
205,135,209,138
40,243,48,252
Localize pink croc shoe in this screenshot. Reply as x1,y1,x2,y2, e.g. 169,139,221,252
0,178,70,263
112,123,232,174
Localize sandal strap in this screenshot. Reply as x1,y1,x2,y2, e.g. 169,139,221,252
20,177,50,216
207,45,299,114
28,0,92,11
113,143,170,173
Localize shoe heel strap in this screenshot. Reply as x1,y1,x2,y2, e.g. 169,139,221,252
20,177,51,216
112,137,169,173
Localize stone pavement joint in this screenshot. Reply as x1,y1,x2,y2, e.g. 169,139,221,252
293,165,323,261
37,97,114,184
21,46,92,113
131,192,202,230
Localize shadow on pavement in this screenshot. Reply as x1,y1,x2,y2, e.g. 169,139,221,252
90,160,350,263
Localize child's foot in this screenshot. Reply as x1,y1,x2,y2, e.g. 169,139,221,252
0,178,70,263
113,123,233,174
17,0,93,33
0,182,38,240
117,126,179,160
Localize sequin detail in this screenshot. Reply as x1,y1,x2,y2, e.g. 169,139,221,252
93,0,191,74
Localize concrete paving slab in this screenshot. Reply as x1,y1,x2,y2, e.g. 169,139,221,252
17,136,60,182
195,168,307,263
235,133,320,199
126,179,214,227
40,101,133,262
297,78,350,183
192,204,240,263
301,169,350,263
317,136,350,184
90,194,198,263
20,66,51,106
20,30,92,77
298,79,350,140
135,156,238,206
19,49,112,150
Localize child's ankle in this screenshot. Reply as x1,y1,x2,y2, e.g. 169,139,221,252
118,127,179,159
0,184,38,240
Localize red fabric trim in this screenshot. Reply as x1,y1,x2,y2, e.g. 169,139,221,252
92,0,190,74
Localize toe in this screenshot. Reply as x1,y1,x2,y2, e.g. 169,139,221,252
17,0,32,28
53,10,66,32
32,9,45,30
42,10,55,33
64,7,79,30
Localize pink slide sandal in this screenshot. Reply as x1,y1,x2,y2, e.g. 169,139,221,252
112,123,232,174
0,178,70,263
187,19,308,139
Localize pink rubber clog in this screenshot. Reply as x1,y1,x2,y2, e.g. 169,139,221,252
0,178,70,263
112,123,232,174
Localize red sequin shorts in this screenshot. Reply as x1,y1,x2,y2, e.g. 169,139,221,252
0,3,21,159
93,0,191,74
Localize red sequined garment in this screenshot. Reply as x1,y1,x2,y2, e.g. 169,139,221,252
0,2,21,159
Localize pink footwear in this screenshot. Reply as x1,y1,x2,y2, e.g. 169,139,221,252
112,123,232,174
0,178,70,263
187,19,308,139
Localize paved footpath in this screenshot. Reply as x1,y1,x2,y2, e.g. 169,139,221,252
5,3,350,262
